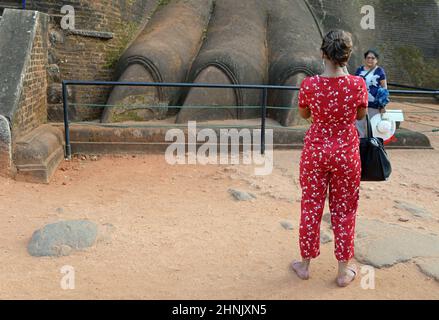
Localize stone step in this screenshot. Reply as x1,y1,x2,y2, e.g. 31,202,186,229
50,122,432,156
13,125,64,183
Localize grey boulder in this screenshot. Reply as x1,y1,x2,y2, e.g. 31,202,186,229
28,220,98,257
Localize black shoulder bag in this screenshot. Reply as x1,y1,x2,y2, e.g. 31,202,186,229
359,114,392,181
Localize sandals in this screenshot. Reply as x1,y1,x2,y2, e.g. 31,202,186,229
336,265,358,287
291,260,310,280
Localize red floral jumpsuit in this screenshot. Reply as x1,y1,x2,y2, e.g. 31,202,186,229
298,74,368,262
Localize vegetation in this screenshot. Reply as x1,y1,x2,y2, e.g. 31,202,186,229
395,45,439,89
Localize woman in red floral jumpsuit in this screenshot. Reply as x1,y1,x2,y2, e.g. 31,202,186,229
291,30,368,287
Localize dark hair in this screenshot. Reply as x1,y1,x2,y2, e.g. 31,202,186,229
320,29,353,67
364,49,379,59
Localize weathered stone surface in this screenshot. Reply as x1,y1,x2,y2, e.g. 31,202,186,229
47,83,62,104
28,220,98,257
0,115,12,177
416,258,439,281
66,29,113,39
14,124,64,184
394,200,432,219
177,66,238,123
47,64,60,82
228,189,256,201
355,219,439,268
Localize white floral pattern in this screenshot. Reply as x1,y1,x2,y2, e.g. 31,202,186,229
297,75,368,262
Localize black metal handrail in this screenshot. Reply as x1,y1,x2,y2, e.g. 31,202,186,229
62,80,439,159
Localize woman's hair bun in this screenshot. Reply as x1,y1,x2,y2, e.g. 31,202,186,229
321,30,353,67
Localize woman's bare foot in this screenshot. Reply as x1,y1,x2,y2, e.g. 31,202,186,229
336,264,357,287
291,260,310,280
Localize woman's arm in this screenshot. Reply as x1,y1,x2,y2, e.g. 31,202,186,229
357,107,368,120
379,79,388,113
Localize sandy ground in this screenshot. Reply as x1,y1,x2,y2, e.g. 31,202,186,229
0,101,438,300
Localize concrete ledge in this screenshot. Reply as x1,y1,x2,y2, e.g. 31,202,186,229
51,123,432,155
13,125,64,183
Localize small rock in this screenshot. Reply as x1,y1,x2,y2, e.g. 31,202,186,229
55,208,64,214
27,220,98,257
80,155,87,160
62,182,67,186
228,189,256,201
90,155,98,161
400,183,409,187
398,218,409,222
280,220,294,230
320,230,333,244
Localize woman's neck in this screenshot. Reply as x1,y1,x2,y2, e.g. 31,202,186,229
321,63,348,78
365,65,377,70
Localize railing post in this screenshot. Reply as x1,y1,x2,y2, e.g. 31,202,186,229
62,81,72,160
261,87,267,155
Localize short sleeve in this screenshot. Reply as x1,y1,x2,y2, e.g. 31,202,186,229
298,78,309,109
378,67,386,81
357,77,369,109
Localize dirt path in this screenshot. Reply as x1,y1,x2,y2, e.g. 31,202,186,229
1,144,438,299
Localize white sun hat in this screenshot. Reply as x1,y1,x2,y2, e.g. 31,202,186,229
370,113,396,141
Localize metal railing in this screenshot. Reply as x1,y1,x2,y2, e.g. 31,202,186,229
61,80,439,159
0,1,26,10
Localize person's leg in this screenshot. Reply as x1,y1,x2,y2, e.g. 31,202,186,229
328,145,361,286
293,148,330,279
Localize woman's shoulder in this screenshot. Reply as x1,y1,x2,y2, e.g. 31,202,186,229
300,75,316,89
346,75,367,89
376,66,387,74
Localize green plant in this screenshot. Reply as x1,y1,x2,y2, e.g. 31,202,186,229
158,0,171,7
104,22,139,69
395,45,439,89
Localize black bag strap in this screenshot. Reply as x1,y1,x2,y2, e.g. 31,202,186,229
361,66,377,80
365,113,374,139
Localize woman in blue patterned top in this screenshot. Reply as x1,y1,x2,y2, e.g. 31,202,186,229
355,49,388,138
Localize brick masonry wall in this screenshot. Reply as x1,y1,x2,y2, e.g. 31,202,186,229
12,19,48,139
27,0,158,121
306,0,439,88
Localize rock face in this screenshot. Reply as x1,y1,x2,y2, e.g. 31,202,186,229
355,219,439,268
28,220,98,257
416,258,439,282
393,200,432,219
